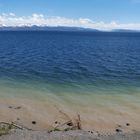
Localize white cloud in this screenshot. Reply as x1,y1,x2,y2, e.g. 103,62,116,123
0,13,140,30
9,13,15,16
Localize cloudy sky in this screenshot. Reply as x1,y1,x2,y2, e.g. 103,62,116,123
0,0,140,30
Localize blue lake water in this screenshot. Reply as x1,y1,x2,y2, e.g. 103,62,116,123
0,31,140,131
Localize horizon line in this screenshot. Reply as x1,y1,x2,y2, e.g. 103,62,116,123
0,13,140,31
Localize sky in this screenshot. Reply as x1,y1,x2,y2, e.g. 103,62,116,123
0,0,140,30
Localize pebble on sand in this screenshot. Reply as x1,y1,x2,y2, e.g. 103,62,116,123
32,121,37,125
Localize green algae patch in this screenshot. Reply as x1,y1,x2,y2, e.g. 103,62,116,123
0,122,18,136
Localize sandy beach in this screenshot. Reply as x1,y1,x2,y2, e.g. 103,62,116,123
0,95,140,136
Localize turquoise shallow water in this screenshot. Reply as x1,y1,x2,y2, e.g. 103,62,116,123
0,76,140,111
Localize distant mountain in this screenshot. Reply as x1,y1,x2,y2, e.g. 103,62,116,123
1,26,140,32
112,29,140,33
0,26,100,32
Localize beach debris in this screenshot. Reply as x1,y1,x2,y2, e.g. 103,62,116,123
15,106,22,109
12,122,33,131
0,122,24,136
67,122,73,126
126,123,130,126
52,106,82,132
8,106,12,109
75,114,82,130
116,128,123,133
48,128,61,133
32,121,37,125
16,118,20,121
54,121,61,125
8,106,22,110
88,131,94,134
0,121,36,130
117,124,122,128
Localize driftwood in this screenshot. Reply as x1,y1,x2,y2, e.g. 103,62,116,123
0,122,22,129
76,114,82,130
0,122,33,131
0,106,82,134
54,106,82,130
